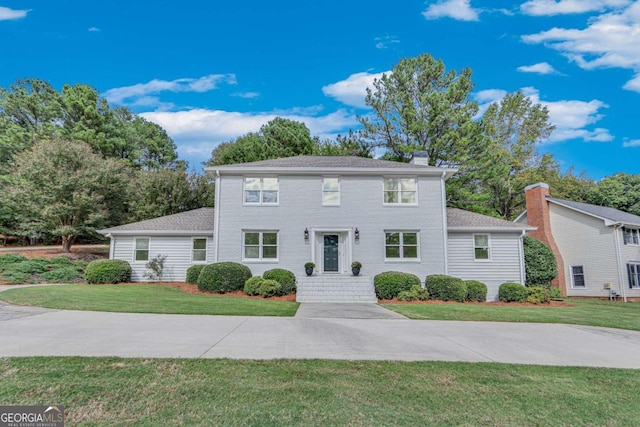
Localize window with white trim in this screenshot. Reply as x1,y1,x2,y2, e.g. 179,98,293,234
571,265,586,288
623,228,639,245
243,231,278,260
322,177,340,205
383,178,417,205
473,234,491,260
134,238,149,262
192,238,207,262
385,231,419,259
244,177,278,205
627,263,640,289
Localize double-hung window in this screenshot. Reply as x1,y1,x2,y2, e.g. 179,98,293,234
383,178,417,205
571,265,586,288
244,177,278,205
134,238,149,262
192,238,207,263
623,228,639,245
244,231,278,260
322,177,340,205
473,234,491,261
385,231,419,260
628,263,640,289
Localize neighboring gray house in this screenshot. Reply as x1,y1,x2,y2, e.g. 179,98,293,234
100,154,532,301
517,183,640,301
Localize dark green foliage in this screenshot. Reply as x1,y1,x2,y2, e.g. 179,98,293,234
186,265,205,284
374,271,421,300
523,236,557,287
256,279,282,298
425,275,467,303
1,270,33,284
197,262,252,294
397,285,430,302
465,280,488,302
72,260,88,273
85,259,132,284
549,287,563,300
0,254,28,266
262,268,296,295
499,283,528,302
12,260,49,274
526,286,551,304
244,276,265,296
48,256,73,266
40,267,82,283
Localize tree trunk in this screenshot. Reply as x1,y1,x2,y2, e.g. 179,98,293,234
61,235,74,253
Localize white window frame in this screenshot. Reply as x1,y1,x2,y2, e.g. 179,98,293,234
623,228,640,246
322,177,340,206
628,263,640,289
242,231,279,262
570,265,586,289
133,237,150,263
473,234,492,262
383,177,418,206
191,237,208,264
384,230,420,262
243,177,279,206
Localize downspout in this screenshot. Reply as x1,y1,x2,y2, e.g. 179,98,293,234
441,171,449,275
613,224,628,302
518,230,526,285
107,233,114,259
213,170,221,263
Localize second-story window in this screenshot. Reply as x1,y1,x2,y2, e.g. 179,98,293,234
244,177,278,205
384,178,417,205
623,228,639,245
322,178,340,205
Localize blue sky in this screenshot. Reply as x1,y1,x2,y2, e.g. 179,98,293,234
1,0,639,179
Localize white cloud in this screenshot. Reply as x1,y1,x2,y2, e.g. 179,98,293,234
374,35,400,49
231,92,260,99
522,2,640,92
104,74,237,104
475,86,613,143
322,71,386,108
520,0,631,16
88,27,100,32
623,138,640,147
423,0,480,21
517,62,562,75
0,6,28,20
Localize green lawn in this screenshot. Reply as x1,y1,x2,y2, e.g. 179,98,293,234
385,298,640,331
1,357,638,426
0,284,299,317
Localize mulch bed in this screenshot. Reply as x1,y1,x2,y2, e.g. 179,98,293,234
379,298,575,307
127,282,298,302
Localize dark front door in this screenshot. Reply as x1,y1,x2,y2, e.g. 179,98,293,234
323,234,339,272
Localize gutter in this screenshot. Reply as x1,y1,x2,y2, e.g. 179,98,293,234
518,230,526,285
213,170,221,263
441,171,448,275
613,223,628,302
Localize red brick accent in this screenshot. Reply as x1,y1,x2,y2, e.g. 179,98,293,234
524,183,567,296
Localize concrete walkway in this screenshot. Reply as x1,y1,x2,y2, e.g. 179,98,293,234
295,303,406,319
1,300,640,368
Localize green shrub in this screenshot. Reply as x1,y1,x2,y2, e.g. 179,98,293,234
244,276,265,296
526,286,551,304
523,236,557,288
0,271,34,284
186,265,205,284
263,269,296,295
197,262,252,294
499,282,528,302
397,284,430,302
12,260,49,274
72,260,88,273
40,267,82,283
465,280,488,302
48,256,73,266
257,279,281,298
0,254,28,267
549,287,563,300
425,275,467,302
85,259,132,284
374,271,421,300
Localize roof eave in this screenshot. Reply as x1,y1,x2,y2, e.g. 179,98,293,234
205,166,458,177
98,229,214,236
447,226,536,232
546,198,640,227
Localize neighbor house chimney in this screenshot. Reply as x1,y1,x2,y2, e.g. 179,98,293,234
410,151,430,166
524,183,567,295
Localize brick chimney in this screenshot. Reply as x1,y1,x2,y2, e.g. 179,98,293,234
524,183,567,295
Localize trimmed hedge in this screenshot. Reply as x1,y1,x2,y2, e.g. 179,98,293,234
425,275,467,303
498,282,528,302
549,287,563,300
465,280,488,302
257,279,281,298
374,271,421,300
186,265,205,284
197,262,252,294
397,285,430,302
263,268,296,295
85,259,132,284
244,276,265,296
523,236,557,287
527,286,551,304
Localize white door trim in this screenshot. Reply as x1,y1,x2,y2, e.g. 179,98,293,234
310,227,353,275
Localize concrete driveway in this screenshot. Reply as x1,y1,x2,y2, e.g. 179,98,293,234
1,301,640,368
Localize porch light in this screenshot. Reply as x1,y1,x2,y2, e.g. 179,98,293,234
354,228,360,241
304,228,309,241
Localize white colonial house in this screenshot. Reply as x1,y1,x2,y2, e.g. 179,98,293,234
100,154,532,301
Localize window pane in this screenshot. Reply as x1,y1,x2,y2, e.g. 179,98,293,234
135,250,149,261
245,233,259,245
386,246,400,258
245,178,261,190
474,235,489,247
573,274,585,287
323,178,339,191
135,239,149,250
262,233,277,245
244,246,259,258
572,266,584,275
262,246,277,259
403,233,417,245
400,179,416,191
193,251,206,262
401,192,416,204
262,191,278,203
262,178,278,190
475,248,489,259
245,190,260,203
384,178,398,191
403,246,418,258
323,191,339,204
193,239,206,250
384,191,398,204
386,233,400,245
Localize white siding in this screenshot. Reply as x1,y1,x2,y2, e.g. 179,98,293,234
618,228,640,298
112,235,214,282
447,232,524,301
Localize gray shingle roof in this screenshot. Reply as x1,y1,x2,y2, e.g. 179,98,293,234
447,208,532,230
547,197,640,226
99,208,214,234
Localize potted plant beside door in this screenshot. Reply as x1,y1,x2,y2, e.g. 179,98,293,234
351,261,362,276
304,262,315,276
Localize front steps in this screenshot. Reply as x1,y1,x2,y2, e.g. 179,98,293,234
296,275,377,303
